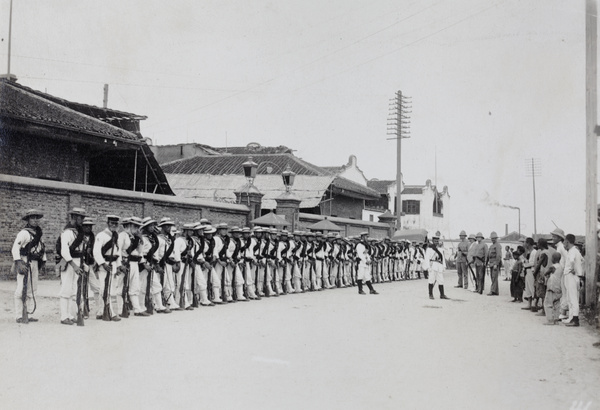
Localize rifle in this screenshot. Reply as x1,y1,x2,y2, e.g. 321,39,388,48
231,261,238,301
309,260,316,291
76,272,85,326
299,257,306,292
467,262,477,286
254,262,261,299
218,236,230,301
21,262,29,324
179,262,188,309
82,270,90,318
336,259,342,288
145,265,154,314
121,264,131,318
102,233,117,321
240,260,248,299
190,263,199,308
263,260,270,296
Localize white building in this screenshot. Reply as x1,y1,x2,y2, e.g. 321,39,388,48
365,179,451,239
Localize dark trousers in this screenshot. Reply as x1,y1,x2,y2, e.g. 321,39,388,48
489,266,499,294
475,264,485,294
456,261,467,288
510,271,518,297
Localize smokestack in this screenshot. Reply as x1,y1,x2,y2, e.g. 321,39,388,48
505,224,508,236
103,84,109,108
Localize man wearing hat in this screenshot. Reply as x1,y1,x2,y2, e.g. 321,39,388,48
240,227,259,299
455,231,469,289
203,224,224,303
118,217,149,316
156,218,181,310
356,232,378,295
260,228,278,296
58,208,86,325
229,226,248,301
562,234,584,326
138,217,170,314
550,228,569,319
93,215,123,321
473,233,488,294
173,224,194,310
289,231,304,293
80,217,97,318
213,223,234,302
466,234,478,291
486,232,502,296
250,227,268,297
423,234,449,299
12,209,46,324
521,237,538,310
190,223,214,306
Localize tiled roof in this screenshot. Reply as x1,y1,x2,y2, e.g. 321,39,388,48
0,80,142,143
2,79,146,121
163,153,380,199
321,166,344,175
402,186,424,195
367,180,395,194
331,176,381,199
165,173,333,209
162,153,325,176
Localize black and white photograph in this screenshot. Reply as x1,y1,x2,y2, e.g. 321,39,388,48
0,1,599,409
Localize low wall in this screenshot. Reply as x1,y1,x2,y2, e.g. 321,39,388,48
298,213,393,238
0,174,249,278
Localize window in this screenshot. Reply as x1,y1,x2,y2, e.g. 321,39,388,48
402,200,420,215
433,194,443,216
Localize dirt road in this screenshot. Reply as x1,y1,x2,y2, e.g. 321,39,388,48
0,272,598,410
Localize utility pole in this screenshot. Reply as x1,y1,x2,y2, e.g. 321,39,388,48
387,90,411,230
525,158,541,235
7,0,13,77
585,0,598,308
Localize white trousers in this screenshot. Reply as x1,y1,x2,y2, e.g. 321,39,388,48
59,263,78,321
564,273,580,318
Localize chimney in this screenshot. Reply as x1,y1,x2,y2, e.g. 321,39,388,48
505,224,508,236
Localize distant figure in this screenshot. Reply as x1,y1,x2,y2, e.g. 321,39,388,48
521,238,537,311
562,234,583,327
503,246,513,281
543,252,563,325
455,230,469,289
473,233,488,294
486,232,502,296
510,246,526,302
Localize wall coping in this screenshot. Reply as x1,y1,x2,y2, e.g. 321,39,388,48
0,173,250,213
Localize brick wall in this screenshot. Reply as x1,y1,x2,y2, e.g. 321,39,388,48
320,194,364,220
0,132,86,183
0,174,249,278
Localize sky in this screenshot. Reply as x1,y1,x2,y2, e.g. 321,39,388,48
0,0,593,237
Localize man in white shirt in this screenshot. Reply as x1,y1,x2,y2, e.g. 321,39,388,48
356,232,378,295
58,208,86,325
93,215,122,321
12,209,46,324
423,234,449,300
562,234,583,326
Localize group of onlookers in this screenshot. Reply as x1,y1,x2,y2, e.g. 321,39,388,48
454,228,584,327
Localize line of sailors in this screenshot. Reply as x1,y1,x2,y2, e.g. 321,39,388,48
12,208,430,325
